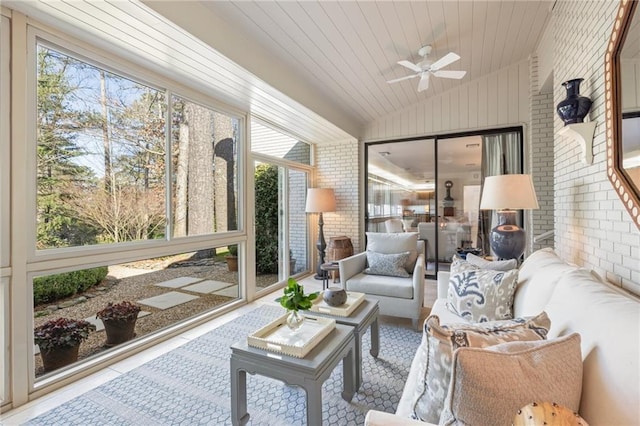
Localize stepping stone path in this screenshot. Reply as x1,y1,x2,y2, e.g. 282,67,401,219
137,291,200,310
181,280,233,294
154,276,203,289
212,285,239,298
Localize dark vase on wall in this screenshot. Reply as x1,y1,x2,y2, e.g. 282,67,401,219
556,78,592,125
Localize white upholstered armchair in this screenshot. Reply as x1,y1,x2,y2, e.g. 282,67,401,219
339,232,425,329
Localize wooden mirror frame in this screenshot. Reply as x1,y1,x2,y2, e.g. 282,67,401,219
606,0,640,230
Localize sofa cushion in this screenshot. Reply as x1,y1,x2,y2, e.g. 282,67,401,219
408,312,550,423
366,232,418,273
513,248,575,317
364,251,410,278
439,333,583,426
543,268,640,425
344,272,414,299
447,268,519,322
465,252,517,271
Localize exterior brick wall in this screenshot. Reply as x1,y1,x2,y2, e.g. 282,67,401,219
316,139,361,254
553,0,640,295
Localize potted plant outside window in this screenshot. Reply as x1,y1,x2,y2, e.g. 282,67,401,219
225,245,238,272
276,278,319,331
96,301,141,346
34,317,93,372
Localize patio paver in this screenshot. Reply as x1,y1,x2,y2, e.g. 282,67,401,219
212,285,239,298
181,280,234,294
154,276,203,289
137,292,200,310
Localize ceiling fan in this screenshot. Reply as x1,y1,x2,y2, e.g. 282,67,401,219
387,45,466,92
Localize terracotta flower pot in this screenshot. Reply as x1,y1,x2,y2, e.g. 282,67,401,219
226,255,238,272
102,319,137,346
40,344,80,372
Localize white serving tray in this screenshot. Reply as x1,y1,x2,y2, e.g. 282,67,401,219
247,313,336,358
309,291,365,317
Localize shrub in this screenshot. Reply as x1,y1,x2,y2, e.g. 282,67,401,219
255,164,279,274
34,317,93,352
33,266,109,305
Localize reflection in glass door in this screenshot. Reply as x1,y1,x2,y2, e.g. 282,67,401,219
366,139,436,274
436,136,483,272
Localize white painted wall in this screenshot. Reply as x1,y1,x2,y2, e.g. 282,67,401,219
362,59,530,141
553,0,640,295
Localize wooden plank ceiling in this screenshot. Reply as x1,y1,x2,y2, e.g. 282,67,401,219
202,1,553,126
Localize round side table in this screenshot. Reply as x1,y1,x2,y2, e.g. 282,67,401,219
320,263,340,290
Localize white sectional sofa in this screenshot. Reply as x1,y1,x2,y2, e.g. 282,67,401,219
365,248,640,426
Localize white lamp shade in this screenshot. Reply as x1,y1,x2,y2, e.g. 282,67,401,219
480,174,539,210
305,188,336,213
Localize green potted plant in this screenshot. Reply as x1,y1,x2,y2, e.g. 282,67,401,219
276,278,319,330
34,317,93,372
225,245,238,272
96,301,141,346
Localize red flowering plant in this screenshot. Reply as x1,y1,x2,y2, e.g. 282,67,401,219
96,301,141,322
34,317,93,352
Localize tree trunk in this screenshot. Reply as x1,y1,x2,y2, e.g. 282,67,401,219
174,123,189,237
185,103,215,236
212,113,236,232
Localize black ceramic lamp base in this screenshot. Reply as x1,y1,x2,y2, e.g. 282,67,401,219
489,210,526,260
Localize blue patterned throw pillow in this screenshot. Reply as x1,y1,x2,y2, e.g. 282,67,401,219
364,250,411,277
446,268,519,322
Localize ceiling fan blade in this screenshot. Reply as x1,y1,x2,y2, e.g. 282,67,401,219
387,74,419,84
433,70,467,79
430,52,460,71
397,60,422,73
418,73,430,92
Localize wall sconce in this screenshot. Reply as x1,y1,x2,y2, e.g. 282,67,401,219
556,78,596,165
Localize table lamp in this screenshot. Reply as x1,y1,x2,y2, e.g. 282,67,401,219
305,188,336,279
479,174,539,260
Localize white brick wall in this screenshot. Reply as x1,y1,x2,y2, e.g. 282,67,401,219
530,54,555,252
553,0,640,295
316,139,361,253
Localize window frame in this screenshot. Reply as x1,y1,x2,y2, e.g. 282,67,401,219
1,12,11,409
17,23,249,393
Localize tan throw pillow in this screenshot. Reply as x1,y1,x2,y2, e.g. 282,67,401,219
466,252,518,271
366,232,418,273
408,312,551,423
446,267,519,322
440,333,583,426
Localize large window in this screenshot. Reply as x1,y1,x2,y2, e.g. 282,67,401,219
35,44,240,250
26,36,244,385
36,44,167,249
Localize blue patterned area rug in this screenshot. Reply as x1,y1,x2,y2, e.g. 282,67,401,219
27,305,421,426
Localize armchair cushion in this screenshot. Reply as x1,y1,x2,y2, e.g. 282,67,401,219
440,333,582,426
408,312,551,423
343,272,414,299
366,232,419,273
364,250,410,278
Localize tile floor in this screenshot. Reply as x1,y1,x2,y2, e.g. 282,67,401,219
2,275,437,425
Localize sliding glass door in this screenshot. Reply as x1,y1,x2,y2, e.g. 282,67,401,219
365,128,522,275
